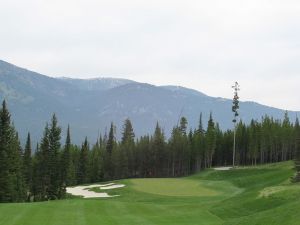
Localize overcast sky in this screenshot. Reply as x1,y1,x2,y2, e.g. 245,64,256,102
1,0,299,111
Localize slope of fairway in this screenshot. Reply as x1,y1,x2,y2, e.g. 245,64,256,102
130,178,239,197
130,178,217,197
1,161,299,225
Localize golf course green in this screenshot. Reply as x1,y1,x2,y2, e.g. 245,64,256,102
1,161,300,225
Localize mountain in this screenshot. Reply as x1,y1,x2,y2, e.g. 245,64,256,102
0,60,298,144
59,77,134,91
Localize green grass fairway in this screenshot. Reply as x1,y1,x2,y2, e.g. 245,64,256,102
131,178,224,196
1,161,300,225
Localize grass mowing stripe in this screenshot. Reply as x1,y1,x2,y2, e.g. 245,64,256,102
0,161,299,225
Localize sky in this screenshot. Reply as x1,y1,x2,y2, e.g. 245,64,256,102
0,0,300,111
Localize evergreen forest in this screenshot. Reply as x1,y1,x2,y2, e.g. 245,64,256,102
0,100,299,202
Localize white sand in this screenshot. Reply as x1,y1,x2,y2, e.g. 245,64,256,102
214,167,232,171
66,183,125,198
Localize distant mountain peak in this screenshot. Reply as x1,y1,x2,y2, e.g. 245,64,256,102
58,77,135,91
59,76,133,82
160,85,208,97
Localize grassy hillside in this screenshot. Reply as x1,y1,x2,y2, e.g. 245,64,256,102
1,161,299,225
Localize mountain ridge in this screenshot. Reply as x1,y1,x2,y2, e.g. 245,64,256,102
0,59,298,144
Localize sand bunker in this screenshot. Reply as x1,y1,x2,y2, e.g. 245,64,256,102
214,167,232,171
66,183,125,198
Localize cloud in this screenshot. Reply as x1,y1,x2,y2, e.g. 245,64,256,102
0,0,299,110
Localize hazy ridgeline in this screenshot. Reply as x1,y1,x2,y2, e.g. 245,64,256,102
0,99,299,203
1,60,299,146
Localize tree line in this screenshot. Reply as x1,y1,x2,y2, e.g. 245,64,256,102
0,101,299,202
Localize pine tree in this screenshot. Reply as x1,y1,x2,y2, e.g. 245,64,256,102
39,124,50,200
106,123,115,155
104,123,115,180
232,82,240,167
32,142,44,201
198,113,204,133
169,127,181,176
120,119,135,177
34,115,63,200
0,101,25,202
136,135,151,177
248,120,259,166
23,132,32,200
193,114,205,171
48,114,62,199
61,125,75,187
89,141,103,182
236,121,248,165
293,117,300,182
295,117,300,134
0,100,13,202
282,111,292,161
78,137,89,184
12,132,25,202
121,119,135,144
152,122,166,176
205,113,216,168
169,118,189,177
179,117,188,135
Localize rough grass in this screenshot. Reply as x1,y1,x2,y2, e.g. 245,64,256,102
0,161,299,225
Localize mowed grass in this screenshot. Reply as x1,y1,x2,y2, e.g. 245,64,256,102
131,178,229,197
1,161,300,225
